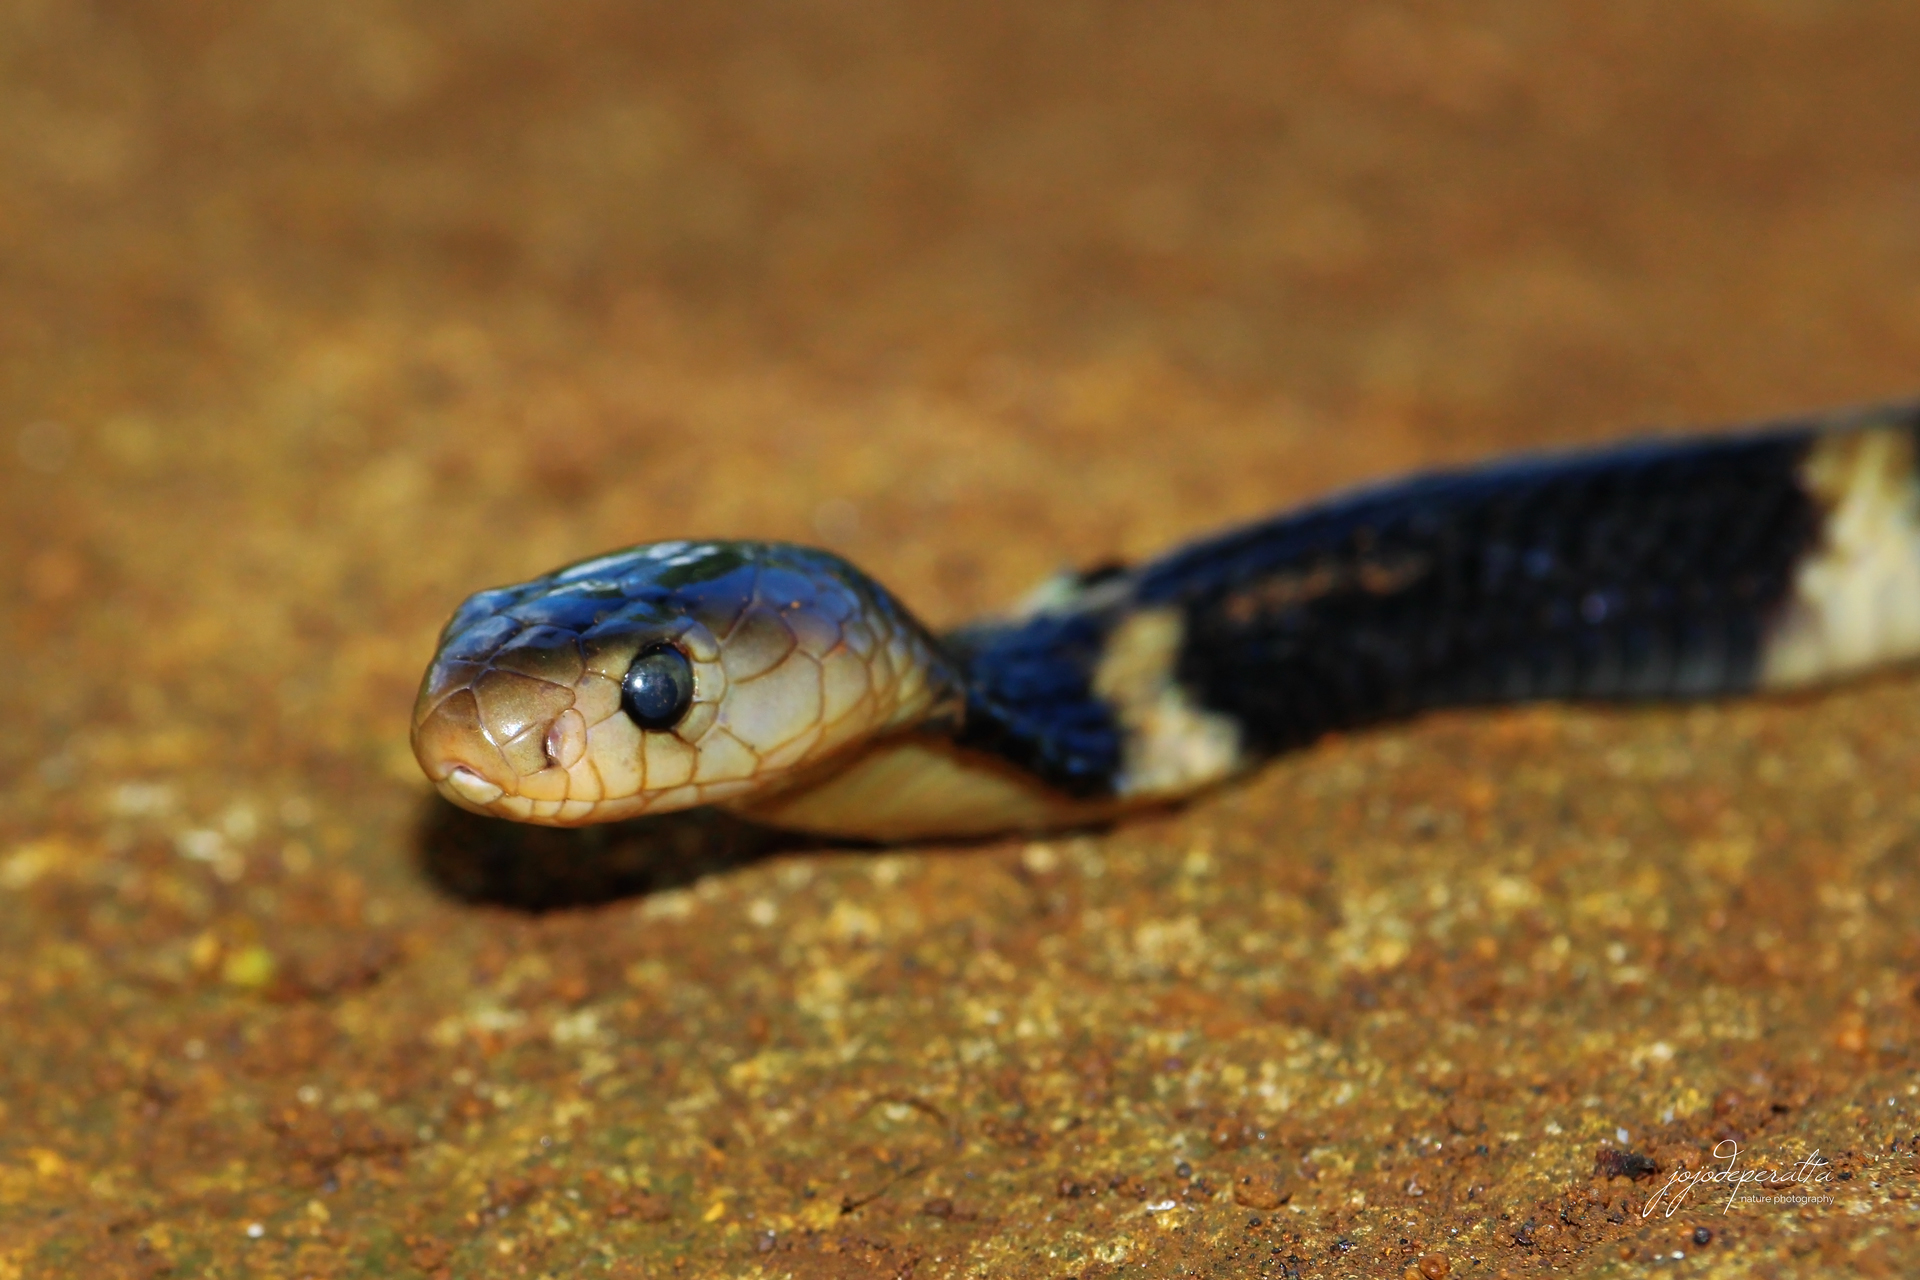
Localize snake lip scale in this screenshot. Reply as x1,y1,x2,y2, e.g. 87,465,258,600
413,398,1920,842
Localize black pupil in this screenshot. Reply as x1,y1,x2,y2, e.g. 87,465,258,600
622,646,695,731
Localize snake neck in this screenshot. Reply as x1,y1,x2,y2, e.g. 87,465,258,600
733,566,1233,839
943,576,1242,802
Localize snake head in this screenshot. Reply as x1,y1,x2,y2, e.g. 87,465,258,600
410,541,960,825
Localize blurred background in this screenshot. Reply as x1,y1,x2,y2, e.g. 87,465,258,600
7,2,1920,1275
8,2,1920,779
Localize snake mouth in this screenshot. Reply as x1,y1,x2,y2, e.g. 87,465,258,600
444,765,506,806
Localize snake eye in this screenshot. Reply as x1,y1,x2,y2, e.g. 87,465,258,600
621,644,695,731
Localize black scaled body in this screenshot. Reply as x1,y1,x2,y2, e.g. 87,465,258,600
946,406,1920,796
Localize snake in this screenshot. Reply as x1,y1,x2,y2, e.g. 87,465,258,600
412,399,1920,842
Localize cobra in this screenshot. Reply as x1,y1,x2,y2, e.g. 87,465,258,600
413,400,1920,841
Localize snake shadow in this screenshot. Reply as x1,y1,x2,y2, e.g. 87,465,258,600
413,797,841,912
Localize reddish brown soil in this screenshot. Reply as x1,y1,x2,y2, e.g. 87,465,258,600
6,3,1920,1276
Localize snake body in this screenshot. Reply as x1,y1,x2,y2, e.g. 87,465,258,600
413,400,1920,840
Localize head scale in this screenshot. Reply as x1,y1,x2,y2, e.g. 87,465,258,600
411,541,959,825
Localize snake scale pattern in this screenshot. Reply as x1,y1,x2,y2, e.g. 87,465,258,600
413,399,1920,841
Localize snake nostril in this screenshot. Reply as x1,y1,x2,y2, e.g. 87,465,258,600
546,709,588,769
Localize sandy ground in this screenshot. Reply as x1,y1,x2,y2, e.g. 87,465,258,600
6,2,1920,1276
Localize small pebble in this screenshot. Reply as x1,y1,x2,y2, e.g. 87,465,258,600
1693,1226,1712,1246
1418,1252,1451,1279
245,1223,264,1239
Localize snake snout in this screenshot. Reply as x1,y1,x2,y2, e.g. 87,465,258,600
411,649,588,814
410,686,515,802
